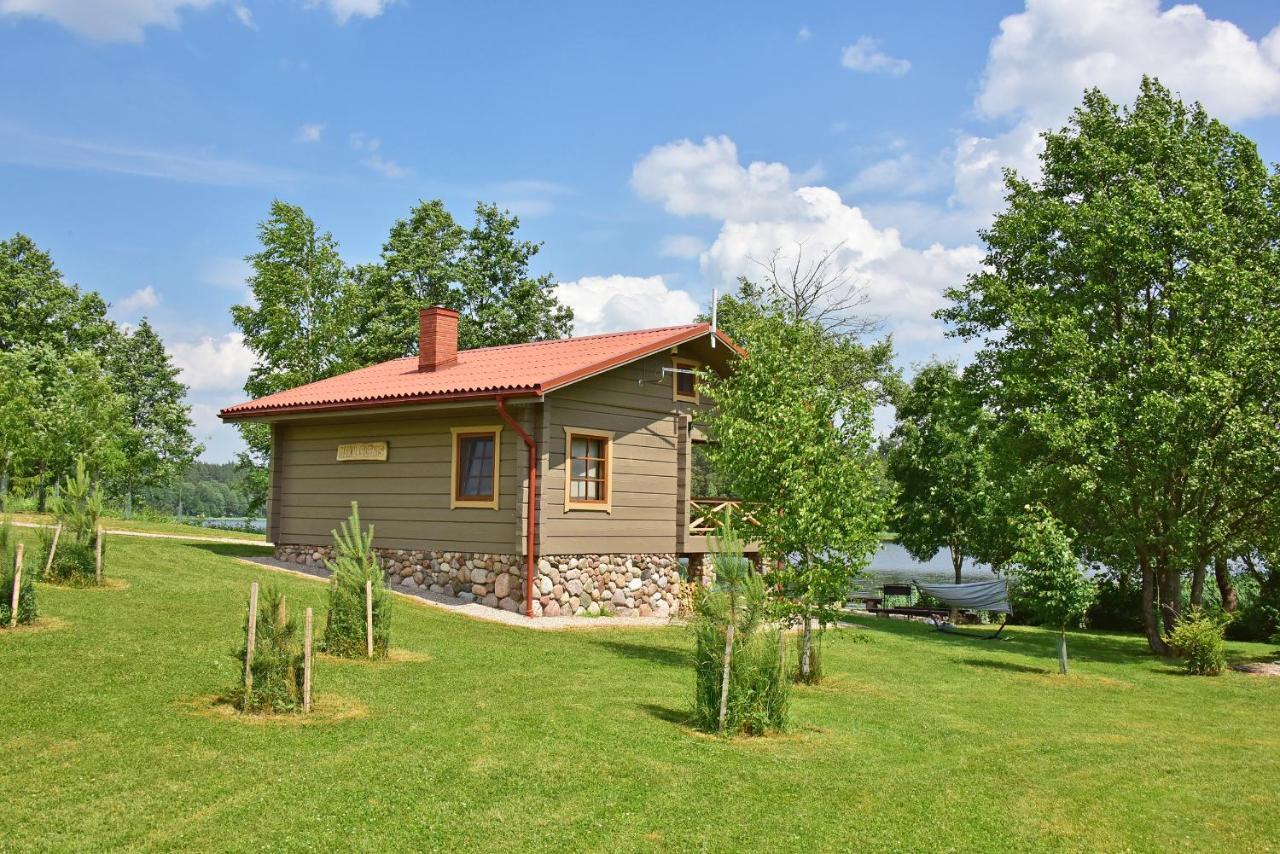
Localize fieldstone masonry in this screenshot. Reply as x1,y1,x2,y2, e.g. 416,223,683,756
273,545,682,618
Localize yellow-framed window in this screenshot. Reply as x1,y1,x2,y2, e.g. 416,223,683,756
450,426,502,510
564,427,613,511
672,358,700,403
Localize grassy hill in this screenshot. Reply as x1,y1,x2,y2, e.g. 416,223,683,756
2,533,1277,851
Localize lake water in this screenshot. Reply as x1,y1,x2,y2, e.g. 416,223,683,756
860,543,996,590
199,517,267,533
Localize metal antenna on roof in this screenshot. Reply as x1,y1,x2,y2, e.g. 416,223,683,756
710,287,717,348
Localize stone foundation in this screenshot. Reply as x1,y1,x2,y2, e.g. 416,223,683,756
273,545,682,619
532,554,681,618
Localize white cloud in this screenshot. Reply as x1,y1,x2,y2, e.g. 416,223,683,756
115,285,161,314
979,0,1280,125
632,136,794,221
295,122,324,143
797,26,811,42
658,234,707,259
310,0,391,24
0,122,304,187
632,135,982,340
0,0,216,42
848,151,950,197
840,36,911,76
169,332,255,392
948,0,1280,229
554,275,700,336
349,132,409,177
232,2,253,28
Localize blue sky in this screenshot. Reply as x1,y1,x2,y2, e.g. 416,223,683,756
3,0,1280,461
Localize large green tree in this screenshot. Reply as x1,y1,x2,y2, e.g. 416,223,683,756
231,201,357,508
0,348,42,503
106,319,202,515
704,309,887,683
0,234,114,356
887,362,997,583
351,200,572,361
939,78,1280,655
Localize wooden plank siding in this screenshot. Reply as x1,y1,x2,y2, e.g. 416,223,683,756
539,344,727,555
265,333,742,556
272,406,524,552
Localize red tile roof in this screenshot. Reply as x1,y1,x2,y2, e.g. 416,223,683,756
220,323,742,420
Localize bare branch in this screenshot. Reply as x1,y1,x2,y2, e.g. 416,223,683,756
748,240,882,337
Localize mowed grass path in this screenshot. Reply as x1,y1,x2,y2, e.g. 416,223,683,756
3,535,1278,852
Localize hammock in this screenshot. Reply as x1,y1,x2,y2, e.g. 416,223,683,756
912,579,1012,640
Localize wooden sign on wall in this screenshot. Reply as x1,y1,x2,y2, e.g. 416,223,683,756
336,441,388,462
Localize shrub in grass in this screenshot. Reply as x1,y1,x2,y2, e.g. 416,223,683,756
226,585,304,713
45,459,105,586
322,502,390,658
1008,507,1095,675
691,523,788,735
1169,610,1228,676
0,519,37,627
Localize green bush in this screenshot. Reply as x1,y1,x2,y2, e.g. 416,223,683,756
225,585,304,713
1169,610,1228,676
45,459,106,586
321,502,390,658
0,519,37,627
1086,572,1144,632
690,524,788,735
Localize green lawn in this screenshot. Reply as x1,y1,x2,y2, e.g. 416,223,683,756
3,535,1278,852
8,512,265,541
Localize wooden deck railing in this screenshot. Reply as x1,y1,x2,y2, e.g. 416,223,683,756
688,498,761,535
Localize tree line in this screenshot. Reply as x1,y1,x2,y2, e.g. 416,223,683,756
0,235,200,513
230,199,573,508
886,78,1280,653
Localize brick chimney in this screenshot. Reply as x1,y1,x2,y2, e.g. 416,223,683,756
418,306,459,371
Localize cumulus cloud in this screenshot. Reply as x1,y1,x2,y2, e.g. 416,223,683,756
114,285,161,315
840,37,911,76
0,0,216,41
169,332,256,392
632,136,982,339
553,275,700,336
658,234,707,259
232,2,253,28
949,0,1280,227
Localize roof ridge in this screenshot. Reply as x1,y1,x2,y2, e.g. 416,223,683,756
465,322,707,354
377,322,708,365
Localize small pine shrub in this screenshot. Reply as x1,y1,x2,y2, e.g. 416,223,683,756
1169,609,1228,676
45,459,105,586
225,586,304,713
0,519,37,627
690,523,788,735
321,502,391,658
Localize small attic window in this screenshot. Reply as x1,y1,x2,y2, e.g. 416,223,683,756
673,358,699,403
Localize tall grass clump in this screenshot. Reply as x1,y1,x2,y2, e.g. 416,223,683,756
322,502,390,658
226,585,304,713
1169,609,1228,676
691,521,788,735
45,459,105,586
0,519,37,627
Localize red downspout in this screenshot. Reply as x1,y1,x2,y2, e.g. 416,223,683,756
496,396,538,617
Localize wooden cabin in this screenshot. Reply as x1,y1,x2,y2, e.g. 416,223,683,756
219,307,753,617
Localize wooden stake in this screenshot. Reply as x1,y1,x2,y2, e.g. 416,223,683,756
365,578,374,658
44,524,61,576
10,544,23,629
244,581,259,692
303,607,313,714
718,621,734,732
94,526,103,584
